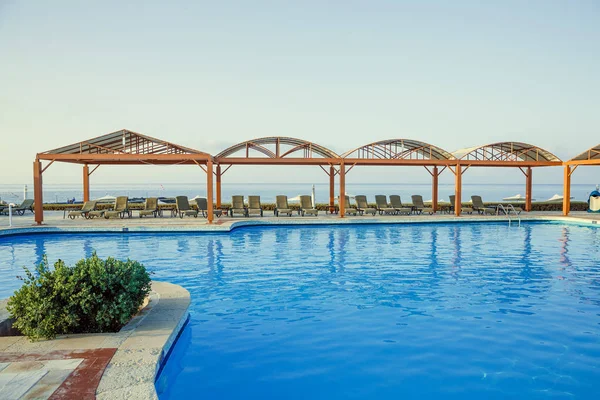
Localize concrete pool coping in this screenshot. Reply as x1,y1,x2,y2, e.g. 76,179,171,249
1,211,600,238
0,281,190,399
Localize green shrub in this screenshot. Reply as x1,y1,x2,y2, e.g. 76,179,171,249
7,253,151,341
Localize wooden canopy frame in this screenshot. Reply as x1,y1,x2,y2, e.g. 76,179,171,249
451,142,562,215
34,129,216,224
35,133,566,223
214,137,340,211
563,143,600,215
340,139,456,216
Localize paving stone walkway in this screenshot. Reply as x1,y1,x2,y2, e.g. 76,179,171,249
0,349,115,399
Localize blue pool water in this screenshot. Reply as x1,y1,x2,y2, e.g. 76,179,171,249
1,223,600,399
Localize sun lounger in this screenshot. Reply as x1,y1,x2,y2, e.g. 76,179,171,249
354,195,376,216
87,208,105,218
342,195,358,216
449,195,473,214
471,195,497,215
104,196,131,219
299,195,318,216
176,196,198,218
229,195,247,217
68,200,97,219
389,195,412,215
411,195,434,215
1,199,34,216
375,195,396,215
195,198,223,218
247,196,263,217
275,195,294,217
139,198,160,218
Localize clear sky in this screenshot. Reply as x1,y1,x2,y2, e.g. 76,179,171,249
1,0,599,188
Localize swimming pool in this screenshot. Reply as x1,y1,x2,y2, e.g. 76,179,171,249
1,222,599,399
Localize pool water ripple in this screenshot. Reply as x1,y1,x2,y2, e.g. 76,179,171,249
1,223,600,399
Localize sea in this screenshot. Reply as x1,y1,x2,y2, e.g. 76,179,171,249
0,183,596,204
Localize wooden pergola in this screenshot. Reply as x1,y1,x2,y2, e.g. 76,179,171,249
34,129,215,224
563,143,600,215
451,142,562,215
340,139,456,217
214,136,340,210
35,133,566,223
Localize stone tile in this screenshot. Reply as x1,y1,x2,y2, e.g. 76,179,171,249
2,361,45,373
3,339,57,354
51,334,114,350
0,337,26,352
43,358,83,370
21,368,72,400
0,369,47,399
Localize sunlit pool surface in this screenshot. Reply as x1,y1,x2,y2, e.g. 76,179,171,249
1,222,600,399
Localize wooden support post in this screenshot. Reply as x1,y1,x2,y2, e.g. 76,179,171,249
216,164,222,208
83,164,90,202
432,166,439,213
454,164,462,217
525,167,532,212
339,162,345,218
33,159,43,224
329,165,335,213
207,160,214,224
563,165,571,216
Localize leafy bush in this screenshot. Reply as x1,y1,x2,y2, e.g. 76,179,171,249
7,253,151,340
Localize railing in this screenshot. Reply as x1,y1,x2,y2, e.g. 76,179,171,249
496,204,521,227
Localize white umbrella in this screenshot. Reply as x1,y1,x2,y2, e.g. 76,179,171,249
311,185,316,208
425,198,446,203
288,195,301,203
546,194,573,202
191,195,206,201
95,195,116,203
503,194,535,201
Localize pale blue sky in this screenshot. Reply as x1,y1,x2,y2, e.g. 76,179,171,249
1,0,599,188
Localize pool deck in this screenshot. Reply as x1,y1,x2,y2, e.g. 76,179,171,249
0,282,190,400
1,210,599,399
1,210,600,236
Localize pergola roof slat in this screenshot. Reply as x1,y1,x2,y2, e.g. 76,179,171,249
570,143,600,162
41,129,209,158
452,142,561,163
216,137,340,162
342,139,455,161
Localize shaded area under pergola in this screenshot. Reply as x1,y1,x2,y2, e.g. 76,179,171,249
451,142,562,215
34,129,215,224
563,144,600,215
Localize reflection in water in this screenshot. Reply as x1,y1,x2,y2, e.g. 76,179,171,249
33,236,47,266
117,234,130,254
328,230,336,273
559,227,571,269
451,226,462,275
83,237,94,259
429,228,438,276
335,229,349,273
206,239,224,281
519,225,533,280
177,237,190,253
